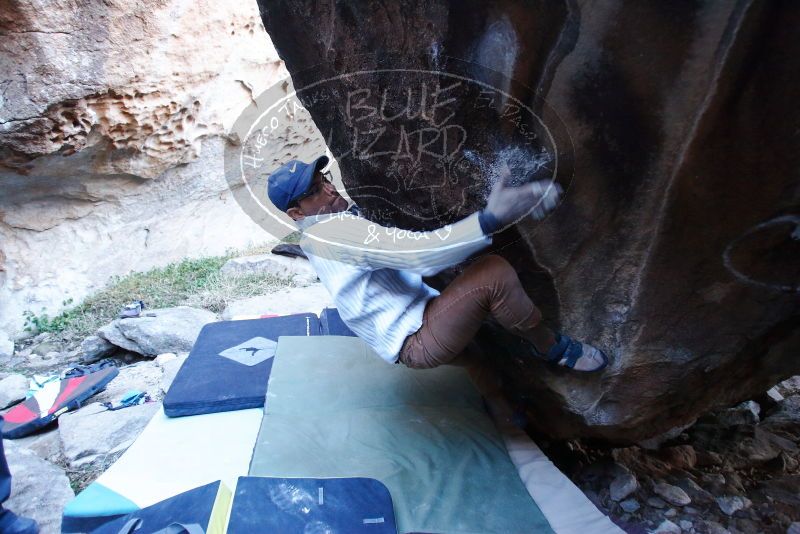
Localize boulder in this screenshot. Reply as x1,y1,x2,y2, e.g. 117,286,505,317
79,335,117,363
652,520,681,534
256,0,800,441
609,473,638,502
0,373,28,409
716,495,752,516
673,477,714,506
777,377,800,398
652,482,691,507
15,427,63,463
97,307,217,357
702,521,731,534
221,284,334,320
0,0,332,338
619,498,639,514
221,254,318,285
3,440,74,533
763,395,800,426
659,445,697,471
717,401,761,427
58,401,160,467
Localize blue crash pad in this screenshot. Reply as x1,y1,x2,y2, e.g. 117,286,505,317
319,307,357,336
88,480,230,534
226,477,396,534
163,314,319,417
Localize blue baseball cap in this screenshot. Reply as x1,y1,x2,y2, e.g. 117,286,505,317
267,155,329,212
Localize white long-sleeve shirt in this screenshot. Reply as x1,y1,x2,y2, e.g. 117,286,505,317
297,206,492,363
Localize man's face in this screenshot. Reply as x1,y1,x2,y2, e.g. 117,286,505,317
293,170,349,218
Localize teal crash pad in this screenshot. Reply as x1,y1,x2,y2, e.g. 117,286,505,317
249,336,554,534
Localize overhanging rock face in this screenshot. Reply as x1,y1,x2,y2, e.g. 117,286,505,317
257,0,800,441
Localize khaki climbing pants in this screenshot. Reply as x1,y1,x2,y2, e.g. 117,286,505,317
398,254,547,369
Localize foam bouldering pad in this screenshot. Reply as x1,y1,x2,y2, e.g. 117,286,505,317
250,336,554,534
163,314,319,417
319,307,356,336
89,480,231,534
2,365,118,439
62,407,262,532
226,477,396,534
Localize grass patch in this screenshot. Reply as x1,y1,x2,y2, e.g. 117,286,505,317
62,450,125,495
23,244,296,344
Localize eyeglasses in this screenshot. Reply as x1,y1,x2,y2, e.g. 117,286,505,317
290,170,333,208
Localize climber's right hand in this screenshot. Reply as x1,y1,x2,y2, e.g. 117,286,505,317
482,177,563,231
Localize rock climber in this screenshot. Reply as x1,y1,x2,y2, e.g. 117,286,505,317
266,156,608,372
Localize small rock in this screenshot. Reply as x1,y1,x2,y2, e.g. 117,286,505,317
59,401,160,467
32,332,51,343
736,427,788,463
30,341,58,356
664,508,677,518
734,518,761,534
702,520,731,534
155,352,177,366
661,445,697,470
766,386,784,403
647,496,667,509
620,498,640,513
15,427,62,463
0,330,14,358
679,519,693,531
776,376,800,398
717,401,760,426
653,481,692,507
767,451,799,473
160,353,188,394
695,449,724,467
652,519,681,533
723,472,746,494
787,522,800,534
4,440,74,533
716,495,751,516
684,506,700,515
638,421,696,450
79,335,116,363
0,373,28,409
675,477,714,504
702,473,726,486
610,473,639,501
764,395,800,426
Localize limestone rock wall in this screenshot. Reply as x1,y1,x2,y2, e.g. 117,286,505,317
257,0,800,441
0,0,325,335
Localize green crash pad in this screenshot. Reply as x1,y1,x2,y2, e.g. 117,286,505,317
249,336,554,534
